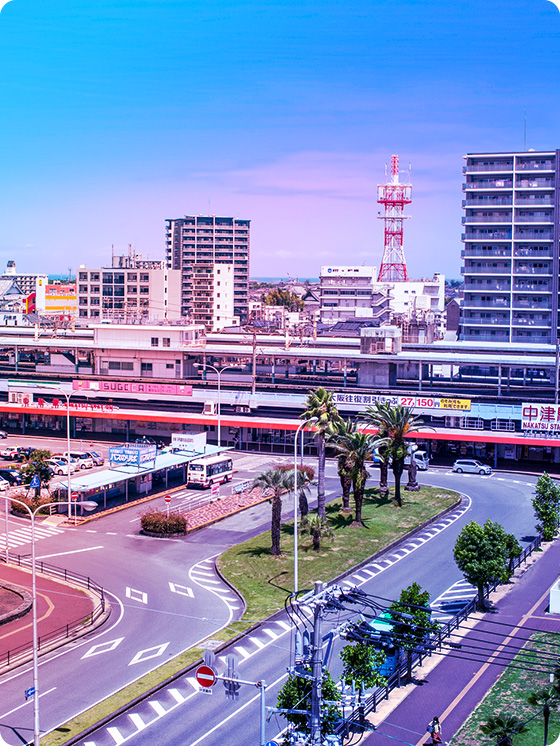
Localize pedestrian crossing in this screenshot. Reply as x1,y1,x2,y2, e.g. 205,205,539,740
1,520,63,550
430,579,477,622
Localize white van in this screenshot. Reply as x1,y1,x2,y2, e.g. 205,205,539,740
404,450,429,471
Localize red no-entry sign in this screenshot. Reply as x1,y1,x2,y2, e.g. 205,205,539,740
164,495,172,503
71,492,79,501
195,665,217,688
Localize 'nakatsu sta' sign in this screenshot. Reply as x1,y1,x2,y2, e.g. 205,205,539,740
522,403,560,433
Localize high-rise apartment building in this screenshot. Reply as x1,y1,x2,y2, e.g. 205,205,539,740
460,150,560,344
165,215,250,327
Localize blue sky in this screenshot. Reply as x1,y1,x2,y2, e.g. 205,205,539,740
0,0,559,280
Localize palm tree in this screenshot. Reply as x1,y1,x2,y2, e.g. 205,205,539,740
362,403,423,507
330,427,374,525
527,686,559,746
361,402,391,496
301,387,341,518
252,467,293,555
332,419,356,511
480,713,527,746
301,513,334,551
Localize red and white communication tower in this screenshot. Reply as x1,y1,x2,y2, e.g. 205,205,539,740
377,154,411,282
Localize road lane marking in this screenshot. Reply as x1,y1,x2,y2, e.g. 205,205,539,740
169,582,194,598
129,643,170,666
36,546,104,560
107,726,125,744
125,587,147,604
82,638,124,659
0,687,57,720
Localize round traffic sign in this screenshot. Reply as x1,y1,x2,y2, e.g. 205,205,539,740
71,492,79,501
164,495,172,503
195,664,217,688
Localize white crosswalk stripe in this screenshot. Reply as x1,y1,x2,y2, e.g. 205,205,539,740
2,522,63,549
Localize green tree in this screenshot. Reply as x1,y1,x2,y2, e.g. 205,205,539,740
361,402,391,496
277,669,340,738
362,403,423,507
480,713,528,746
252,467,293,555
453,520,509,609
340,641,386,690
533,472,560,541
330,426,374,524
301,387,341,518
261,287,304,311
276,464,315,518
388,582,439,649
20,449,52,495
503,532,522,581
527,686,559,746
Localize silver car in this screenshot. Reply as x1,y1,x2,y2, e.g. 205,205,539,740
452,459,492,475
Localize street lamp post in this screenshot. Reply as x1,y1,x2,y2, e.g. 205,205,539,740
293,417,317,595
195,363,237,447
8,496,97,746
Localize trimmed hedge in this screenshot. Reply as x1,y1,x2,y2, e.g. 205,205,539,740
140,508,188,535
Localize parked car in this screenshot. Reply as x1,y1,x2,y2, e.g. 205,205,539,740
0,469,23,485
0,477,10,490
84,451,104,467
64,452,94,470
0,430,8,439
47,459,73,476
0,446,19,459
11,447,36,462
52,455,79,472
452,459,492,475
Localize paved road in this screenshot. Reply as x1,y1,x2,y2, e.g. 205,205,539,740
65,466,539,746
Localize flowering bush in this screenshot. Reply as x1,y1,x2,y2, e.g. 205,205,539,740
140,508,188,535
10,489,54,515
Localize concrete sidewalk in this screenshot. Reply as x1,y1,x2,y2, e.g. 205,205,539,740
364,539,560,746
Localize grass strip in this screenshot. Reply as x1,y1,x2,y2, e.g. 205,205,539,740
43,484,457,745
452,631,560,746
217,486,458,624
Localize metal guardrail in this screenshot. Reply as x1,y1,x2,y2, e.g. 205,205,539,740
0,555,106,670
336,534,543,737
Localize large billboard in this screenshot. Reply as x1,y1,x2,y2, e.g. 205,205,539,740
171,432,207,452
109,444,158,467
73,380,193,396
333,392,471,412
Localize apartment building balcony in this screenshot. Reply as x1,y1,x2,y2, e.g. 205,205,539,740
513,264,552,274
464,281,511,291
514,214,554,223
461,265,511,274
512,317,551,327
462,215,512,224
515,178,554,189
514,196,554,205
461,331,510,342
464,316,509,325
463,180,513,190
461,247,511,257
516,160,555,171
514,231,553,241
513,247,553,258
513,298,552,309
463,197,513,207
462,230,512,241
463,163,513,173
464,298,510,308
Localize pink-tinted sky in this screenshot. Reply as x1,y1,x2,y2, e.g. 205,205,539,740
0,0,559,280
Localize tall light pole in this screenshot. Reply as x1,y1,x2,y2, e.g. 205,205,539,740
8,496,97,746
293,417,317,595
196,363,237,447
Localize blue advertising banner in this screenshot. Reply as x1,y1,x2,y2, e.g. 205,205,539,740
109,445,157,467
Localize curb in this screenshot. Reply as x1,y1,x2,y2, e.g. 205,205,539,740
0,581,32,625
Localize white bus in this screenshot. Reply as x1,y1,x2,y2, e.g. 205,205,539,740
187,455,234,488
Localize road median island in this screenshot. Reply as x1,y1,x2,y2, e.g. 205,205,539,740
46,485,460,746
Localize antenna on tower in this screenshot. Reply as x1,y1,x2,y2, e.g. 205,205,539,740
377,154,411,282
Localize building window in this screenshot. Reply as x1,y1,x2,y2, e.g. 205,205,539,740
79,310,88,317
128,273,137,281
91,298,100,306
140,286,149,294
140,274,149,282
141,363,153,374
91,273,100,281
78,272,87,281
91,310,100,317
91,286,100,294
162,338,170,347
79,298,88,305
151,337,159,347
166,363,174,369
79,285,88,293
127,286,137,294
108,361,121,370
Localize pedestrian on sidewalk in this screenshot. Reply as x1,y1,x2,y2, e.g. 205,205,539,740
427,716,442,744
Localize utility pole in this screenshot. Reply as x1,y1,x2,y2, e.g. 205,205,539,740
310,583,324,744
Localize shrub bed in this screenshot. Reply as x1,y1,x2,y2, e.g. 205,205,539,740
140,508,188,535
10,489,54,515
